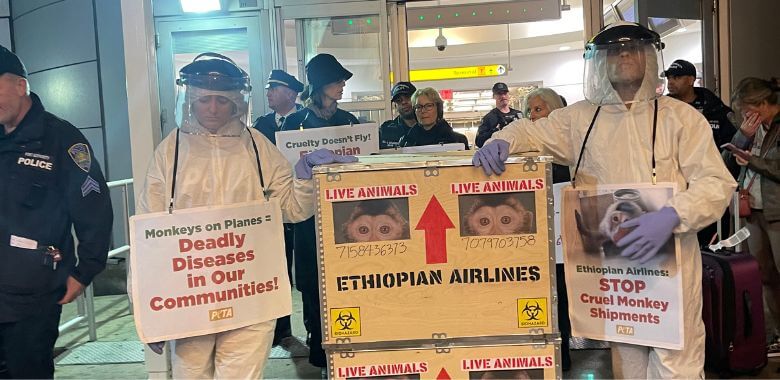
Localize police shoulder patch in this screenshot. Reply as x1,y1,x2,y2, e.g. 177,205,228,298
68,143,91,172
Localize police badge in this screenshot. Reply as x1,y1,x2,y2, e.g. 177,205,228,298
68,143,91,172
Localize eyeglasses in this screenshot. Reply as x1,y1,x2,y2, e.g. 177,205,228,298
606,43,643,56
414,103,436,112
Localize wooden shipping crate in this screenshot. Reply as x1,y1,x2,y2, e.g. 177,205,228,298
328,341,560,380
314,154,557,347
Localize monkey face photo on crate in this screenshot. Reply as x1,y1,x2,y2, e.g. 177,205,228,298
469,368,543,380
459,192,536,237
333,198,411,244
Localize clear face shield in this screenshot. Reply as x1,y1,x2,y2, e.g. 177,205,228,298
174,73,251,137
583,40,665,105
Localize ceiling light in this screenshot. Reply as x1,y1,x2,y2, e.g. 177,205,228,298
559,46,571,51
676,27,688,33
180,0,221,13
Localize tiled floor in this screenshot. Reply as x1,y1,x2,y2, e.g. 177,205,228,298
53,292,780,379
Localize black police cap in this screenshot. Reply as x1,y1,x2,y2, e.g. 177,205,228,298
492,82,509,94
0,45,27,78
266,69,304,93
391,82,416,101
663,59,696,78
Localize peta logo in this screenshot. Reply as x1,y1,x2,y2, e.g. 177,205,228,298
17,157,53,170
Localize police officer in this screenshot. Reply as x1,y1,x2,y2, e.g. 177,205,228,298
664,59,738,245
252,69,304,346
253,70,304,145
664,59,737,148
0,45,113,378
475,82,522,147
379,81,417,149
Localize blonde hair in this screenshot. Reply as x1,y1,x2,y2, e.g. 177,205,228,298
523,88,564,117
411,87,444,119
731,77,779,111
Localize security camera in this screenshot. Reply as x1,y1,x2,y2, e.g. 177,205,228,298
435,31,447,52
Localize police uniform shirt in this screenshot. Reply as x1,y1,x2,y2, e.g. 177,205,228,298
688,87,738,148
0,93,113,322
379,115,415,149
252,104,303,145
475,107,522,147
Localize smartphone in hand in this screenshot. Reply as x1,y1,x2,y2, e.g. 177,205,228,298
720,143,751,161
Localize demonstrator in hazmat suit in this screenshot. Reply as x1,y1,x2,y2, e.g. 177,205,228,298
473,22,735,378
137,53,354,378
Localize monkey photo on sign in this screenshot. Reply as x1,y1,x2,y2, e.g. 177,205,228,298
334,198,411,244
459,192,536,237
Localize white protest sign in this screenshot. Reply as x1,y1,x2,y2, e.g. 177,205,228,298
275,123,379,166
129,200,290,343
562,183,683,349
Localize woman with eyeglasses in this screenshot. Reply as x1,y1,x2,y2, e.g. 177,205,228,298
398,87,469,150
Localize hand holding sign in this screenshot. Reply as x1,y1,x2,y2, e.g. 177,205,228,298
295,148,358,179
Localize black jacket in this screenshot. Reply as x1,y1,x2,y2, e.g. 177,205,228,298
399,119,470,150
379,115,415,149
689,87,737,148
280,106,359,292
0,93,113,322
252,104,303,145
475,107,521,147
281,107,359,131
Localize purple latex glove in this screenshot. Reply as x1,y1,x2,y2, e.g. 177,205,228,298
616,207,680,264
472,139,510,176
147,341,165,355
294,148,358,179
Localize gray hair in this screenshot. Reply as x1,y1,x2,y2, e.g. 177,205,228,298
523,87,565,116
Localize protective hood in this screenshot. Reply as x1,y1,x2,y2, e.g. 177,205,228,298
175,83,250,137
583,22,665,106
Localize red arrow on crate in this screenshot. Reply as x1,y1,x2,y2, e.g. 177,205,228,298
436,368,452,380
415,195,454,264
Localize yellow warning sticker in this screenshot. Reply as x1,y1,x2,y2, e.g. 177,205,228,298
330,307,361,337
517,298,548,328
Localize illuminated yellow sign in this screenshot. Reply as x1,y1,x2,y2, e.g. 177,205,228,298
409,64,507,82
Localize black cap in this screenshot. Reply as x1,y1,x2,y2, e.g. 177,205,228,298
0,45,27,78
492,82,509,94
390,82,416,101
265,69,304,93
305,53,353,95
663,59,696,78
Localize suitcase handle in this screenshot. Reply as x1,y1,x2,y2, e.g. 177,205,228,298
743,290,753,337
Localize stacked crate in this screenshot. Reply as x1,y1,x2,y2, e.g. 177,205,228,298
314,153,560,379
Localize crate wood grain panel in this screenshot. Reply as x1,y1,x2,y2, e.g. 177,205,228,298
328,341,560,380
315,155,556,345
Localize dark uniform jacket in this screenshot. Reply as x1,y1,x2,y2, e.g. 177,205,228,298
475,107,521,147
252,104,303,145
379,116,415,149
689,87,737,148
281,107,359,132
399,119,470,150
0,93,112,322
281,106,359,293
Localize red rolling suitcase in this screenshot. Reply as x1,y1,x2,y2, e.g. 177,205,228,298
701,193,766,376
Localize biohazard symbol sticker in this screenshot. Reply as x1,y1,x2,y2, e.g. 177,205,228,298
330,307,361,337
517,298,548,328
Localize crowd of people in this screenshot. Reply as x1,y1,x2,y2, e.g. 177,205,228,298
0,19,778,380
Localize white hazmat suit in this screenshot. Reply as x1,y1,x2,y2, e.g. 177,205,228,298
137,56,315,379
488,23,735,378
